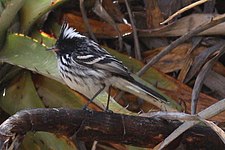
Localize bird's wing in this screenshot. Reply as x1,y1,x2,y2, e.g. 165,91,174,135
71,40,130,77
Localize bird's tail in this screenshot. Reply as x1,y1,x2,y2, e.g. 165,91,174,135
129,77,168,103
111,75,177,111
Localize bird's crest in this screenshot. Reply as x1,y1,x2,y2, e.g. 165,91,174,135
60,22,85,39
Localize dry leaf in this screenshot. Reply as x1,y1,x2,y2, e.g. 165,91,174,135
139,14,225,37
63,12,132,38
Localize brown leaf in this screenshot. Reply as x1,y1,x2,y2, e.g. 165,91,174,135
63,12,132,38
204,70,225,98
102,0,124,23
146,0,164,29
185,42,223,82
178,37,202,82
139,14,225,37
212,62,225,77
143,43,205,73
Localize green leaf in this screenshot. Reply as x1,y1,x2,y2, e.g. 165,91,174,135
0,33,60,82
0,64,22,91
0,71,44,115
33,74,85,108
21,132,76,150
20,0,68,33
126,145,148,150
0,0,25,47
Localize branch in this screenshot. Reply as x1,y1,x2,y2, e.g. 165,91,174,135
124,0,141,60
160,0,210,25
0,109,224,149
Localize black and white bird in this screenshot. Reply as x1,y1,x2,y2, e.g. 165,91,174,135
48,22,168,110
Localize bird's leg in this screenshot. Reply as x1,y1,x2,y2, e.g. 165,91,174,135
105,86,111,111
82,85,105,110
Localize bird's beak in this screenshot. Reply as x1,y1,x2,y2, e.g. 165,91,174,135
47,46,59,52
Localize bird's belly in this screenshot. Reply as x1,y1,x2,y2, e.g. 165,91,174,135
60,71,104,99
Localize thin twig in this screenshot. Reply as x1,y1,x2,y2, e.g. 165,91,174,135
191,43,225,114
114,0,141,100
93,0,123,50
161,0,210,25
155,98,225,149
79,0,97,42
124,0,141,60
91,141,98,150
137,13,225,76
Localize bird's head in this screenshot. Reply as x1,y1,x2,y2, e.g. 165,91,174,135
48,22,85,56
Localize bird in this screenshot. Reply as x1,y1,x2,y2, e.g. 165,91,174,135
48,22,168,110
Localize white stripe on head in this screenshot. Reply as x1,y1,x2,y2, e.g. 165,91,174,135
61,23,85,39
